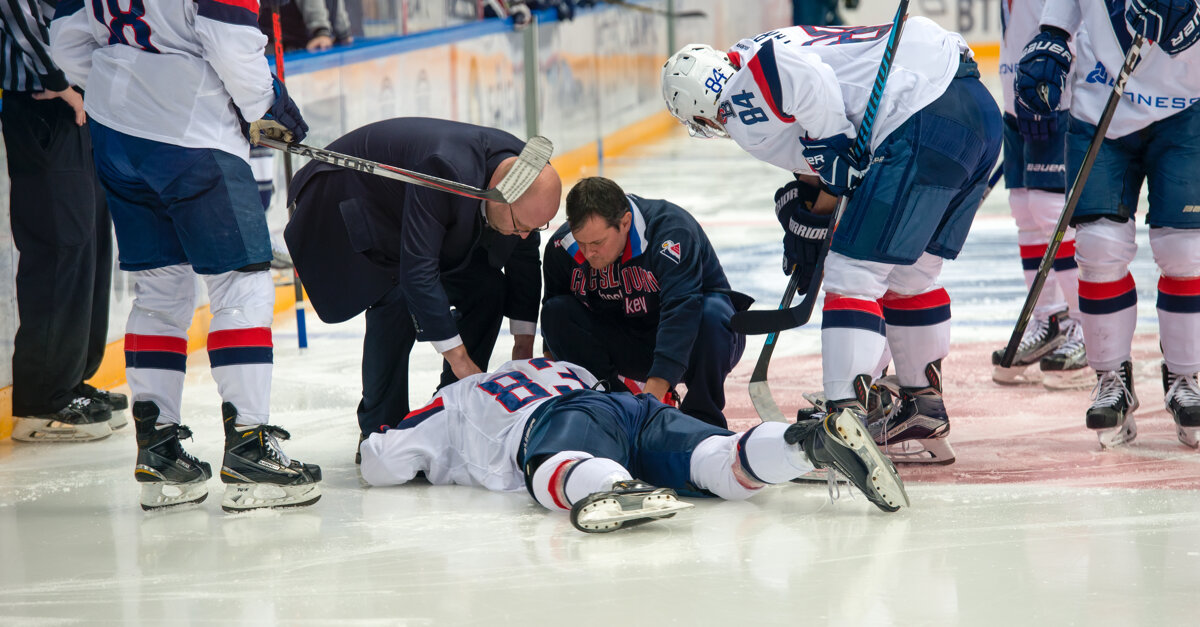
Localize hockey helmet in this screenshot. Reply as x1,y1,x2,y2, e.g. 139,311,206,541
662,44,735,139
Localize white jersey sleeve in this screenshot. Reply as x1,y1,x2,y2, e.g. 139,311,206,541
359,359,599,492
1041,0,1200,137
49,0,274,162
720,18,968,174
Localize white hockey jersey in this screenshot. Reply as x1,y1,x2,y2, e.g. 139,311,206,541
718,18,970,175
1040,0,1200,137
359,359,599,492
49,0,275,162
1001,0,1076,115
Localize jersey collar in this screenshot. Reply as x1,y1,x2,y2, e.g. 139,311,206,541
561,196,648,265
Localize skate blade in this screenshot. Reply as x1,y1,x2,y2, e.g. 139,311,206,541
1176,425,1199,449
1042,367,1095,390
831,410,910,512
1095,416,1138,449
140,481,210,511
882,437,956,465
571,494,694,533
10,418,112,443
789,467,847,484
992,364,1043,385
108,411,129,430
221,482,322,513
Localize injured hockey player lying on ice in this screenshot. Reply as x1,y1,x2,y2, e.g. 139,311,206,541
358,358,909,533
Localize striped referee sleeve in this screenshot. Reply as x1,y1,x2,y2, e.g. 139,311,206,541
0,0,69,92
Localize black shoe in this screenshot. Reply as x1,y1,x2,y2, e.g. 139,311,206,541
76,382,129,411
1086,361,1138,448
570,480,694,533
220,402,322,512
785,408,910,513
11,397,112,442
133,401,211,510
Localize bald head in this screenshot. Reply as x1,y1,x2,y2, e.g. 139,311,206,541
488,157,562,234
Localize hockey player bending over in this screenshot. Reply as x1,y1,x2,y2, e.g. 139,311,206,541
359,359,908,533
1015,0,1200,449
50,0,321,511
662,18,1002,465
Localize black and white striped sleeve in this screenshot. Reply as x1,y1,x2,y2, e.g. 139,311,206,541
0,0,68,91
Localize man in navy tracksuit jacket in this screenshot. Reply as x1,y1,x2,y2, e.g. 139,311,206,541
541,177,749,428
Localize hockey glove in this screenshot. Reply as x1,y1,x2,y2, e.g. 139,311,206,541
1015,27,1073,116
1014,98,1057,142
1126,0,1200,55
262,75,308,143
775,180,831,293
798,133,866,197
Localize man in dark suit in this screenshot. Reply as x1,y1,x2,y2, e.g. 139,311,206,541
285,118,561,453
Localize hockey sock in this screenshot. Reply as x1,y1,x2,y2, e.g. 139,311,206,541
205,270,274,426
822,295,887,401
530,451,631,511
880,288,952,388
1157,276,1200,374
125,265,196,424
1078,274,1137,371
689,423,813,501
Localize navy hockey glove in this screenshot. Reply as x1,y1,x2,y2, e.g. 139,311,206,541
1014,98,1057,142
798,133,866,197
1126,0,1200,55
260,75,308,143
775,180,830,293
1015,27,1073,116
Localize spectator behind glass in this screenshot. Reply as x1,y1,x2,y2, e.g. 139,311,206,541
260,0,354,53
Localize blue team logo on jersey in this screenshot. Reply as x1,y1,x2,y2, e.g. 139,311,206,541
717,100,733,124
1086,62,1110,86
659,240,682,264
1086,61,1200,110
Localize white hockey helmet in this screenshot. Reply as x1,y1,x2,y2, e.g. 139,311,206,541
662,44,735,139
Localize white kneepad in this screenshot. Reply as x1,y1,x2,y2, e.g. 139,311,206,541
1074,219,1138,282
1149,228,1200,277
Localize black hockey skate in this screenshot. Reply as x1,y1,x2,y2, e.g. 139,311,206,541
220,403,322,513
77,382,129,411
1086,361,1138,449
792,374,886,483
11,395,113,443
1162,363,1200,449
570,480,694,533
1039,318,1091,390
991,310,1069,385
133,402,212,511
867,361,955,465
785,407,909,513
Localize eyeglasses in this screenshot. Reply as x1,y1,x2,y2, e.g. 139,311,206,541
486,204,549,235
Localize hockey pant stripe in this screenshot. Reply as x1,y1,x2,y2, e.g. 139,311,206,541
1158,276,1200,312
1079,274,1137,315
879,287,952,327
1020,241,1078,271
125,334,188,372
822,296,886,335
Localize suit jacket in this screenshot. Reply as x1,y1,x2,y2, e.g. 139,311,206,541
285,118,541,341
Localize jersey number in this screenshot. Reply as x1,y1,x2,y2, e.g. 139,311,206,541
731,91,768,125
91,0,159,52
799,25,892,47
477,360,588,412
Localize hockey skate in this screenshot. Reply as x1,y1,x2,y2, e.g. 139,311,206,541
1162,363,1200,449
1086,361,1138,449
570,480,694,533
11,396,113,443
792,375,891,483
867,361,955,465
991,310,1069,385
220,403,322,513
784,407,909,513
1040,318,1092,390
133,402,212,511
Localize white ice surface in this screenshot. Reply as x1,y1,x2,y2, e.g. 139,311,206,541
2,133,1197,627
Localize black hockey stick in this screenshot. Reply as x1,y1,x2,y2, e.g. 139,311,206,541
599,0,707,18
257,135,554,204
271,8,307,349
1000,34,1146,367
731,0,910,336
748,269,803,422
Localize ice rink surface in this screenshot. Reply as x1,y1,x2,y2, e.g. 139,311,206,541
4,132,1200,626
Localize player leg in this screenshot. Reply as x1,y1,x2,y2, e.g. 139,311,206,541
162,147,321,510
1068,116,1145,449
677,292,746,428
1144,104,1200,449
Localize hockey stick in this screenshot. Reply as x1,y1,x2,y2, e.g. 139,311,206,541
731,0,910,336
1000,34,1146,367
271,8,308,349
599,0,707,18
257,135,554,204
748,269,803,422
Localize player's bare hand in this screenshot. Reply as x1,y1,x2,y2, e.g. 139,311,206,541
643,377,671,403
444,345,483,380
512,334,535,360
33,88,86,126
307,34,334,52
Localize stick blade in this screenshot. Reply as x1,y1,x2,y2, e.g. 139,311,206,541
749,380,789,423
495,136,554,203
